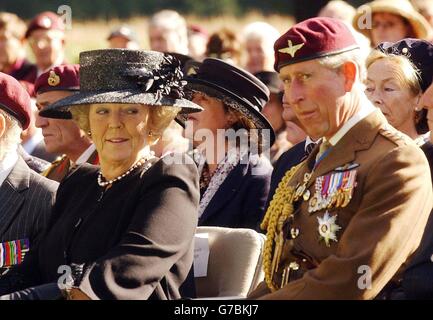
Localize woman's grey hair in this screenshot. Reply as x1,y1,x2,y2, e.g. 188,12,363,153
242,21,280,44
0,109,22,160
149,9,188,54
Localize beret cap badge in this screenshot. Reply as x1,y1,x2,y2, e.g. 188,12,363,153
41,16,52,29
48,71,60,87
278,40,305,58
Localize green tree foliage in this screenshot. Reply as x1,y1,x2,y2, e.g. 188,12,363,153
0,0,370,19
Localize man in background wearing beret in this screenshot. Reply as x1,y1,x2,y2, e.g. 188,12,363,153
34,64,98,182
20,12,67,164
250,17,433,299
0,12,37,96
107,25,139,50
0,72,58,276
25,11,66,79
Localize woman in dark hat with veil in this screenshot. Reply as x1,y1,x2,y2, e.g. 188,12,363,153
185,58,274,230
365,38,433,299
0,49,202,300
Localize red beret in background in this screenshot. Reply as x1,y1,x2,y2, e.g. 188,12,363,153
0,72,32,130
35,64,80,95
25,11,65,39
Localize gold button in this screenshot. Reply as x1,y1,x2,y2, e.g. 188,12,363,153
289,262,300,270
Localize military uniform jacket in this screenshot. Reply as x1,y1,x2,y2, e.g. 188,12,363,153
249,110,433,300
42,150,99,183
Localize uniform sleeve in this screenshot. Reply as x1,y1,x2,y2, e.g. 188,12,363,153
78,161,199,300
259,144,433,300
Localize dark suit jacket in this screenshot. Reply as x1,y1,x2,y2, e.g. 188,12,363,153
0,156,199,300
402,142,433,299
0,157,58,273
198,154,272,230
265,141,306,212
17,145,50,174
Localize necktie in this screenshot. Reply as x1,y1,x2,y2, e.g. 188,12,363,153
315,140,331,165
304,142,316,157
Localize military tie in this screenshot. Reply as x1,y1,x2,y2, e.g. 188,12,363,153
315,140,332,166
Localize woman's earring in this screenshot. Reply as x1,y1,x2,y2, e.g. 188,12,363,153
87,131,92,137
148,130,154,137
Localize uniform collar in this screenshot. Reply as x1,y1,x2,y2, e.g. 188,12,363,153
327,99,376,147
74,144,96,165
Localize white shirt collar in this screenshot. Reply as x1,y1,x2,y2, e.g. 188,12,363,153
327,100,376,146
0,151,19,187
74,144,96,165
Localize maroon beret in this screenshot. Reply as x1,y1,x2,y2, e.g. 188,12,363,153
35,64,80,95
0,72,31,130
25,11,65,39
274,17,359,71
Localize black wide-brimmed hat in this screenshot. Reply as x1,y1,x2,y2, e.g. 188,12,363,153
185,58,276,146
39,49,203,119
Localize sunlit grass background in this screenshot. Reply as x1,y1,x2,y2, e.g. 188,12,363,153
36,12,295,64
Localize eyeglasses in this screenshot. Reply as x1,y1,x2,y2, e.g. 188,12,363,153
372,20,405,30
28,36,58,48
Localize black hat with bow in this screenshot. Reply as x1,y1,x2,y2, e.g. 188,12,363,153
40,49,203,118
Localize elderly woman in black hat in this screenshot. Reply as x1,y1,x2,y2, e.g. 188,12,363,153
185,58,274,230
0,49,202,300
365,39,433,299
365,38,433,171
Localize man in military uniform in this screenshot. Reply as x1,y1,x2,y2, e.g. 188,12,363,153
34,64,98,182
0,72,57,275
249,17,433,299
0,12,37,96
25,11,66,79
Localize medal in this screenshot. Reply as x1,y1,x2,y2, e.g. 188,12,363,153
317,211,341,247
0,238,30,268
309,166,358,212
308,194,318,213
294,172,313,202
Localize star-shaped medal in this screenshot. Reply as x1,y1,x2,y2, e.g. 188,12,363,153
317,211,341,247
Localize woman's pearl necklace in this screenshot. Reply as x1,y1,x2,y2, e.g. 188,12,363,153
97,153,155,187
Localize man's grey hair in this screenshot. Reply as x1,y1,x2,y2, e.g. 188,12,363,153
318,47,367,85
0,109,22,160
149,9,188,54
